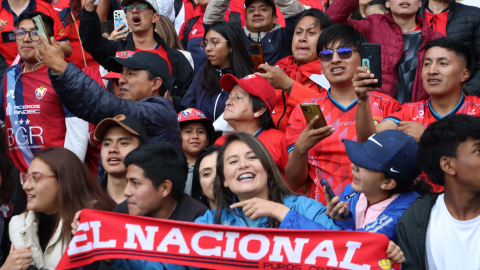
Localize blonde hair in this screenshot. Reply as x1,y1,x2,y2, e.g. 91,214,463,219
155,15,184,50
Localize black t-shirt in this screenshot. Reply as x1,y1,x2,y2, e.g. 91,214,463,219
38,213,57,253
395,29,423,104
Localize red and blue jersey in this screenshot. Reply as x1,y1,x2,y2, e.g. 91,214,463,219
286,91,400,205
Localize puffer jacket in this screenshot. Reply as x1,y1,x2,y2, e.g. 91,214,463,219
327,0,444,102
420,0,480,94
49,63,183,149
78,8,194,112
9,211,65,270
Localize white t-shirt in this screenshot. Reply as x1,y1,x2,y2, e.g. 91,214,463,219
425,194,480,270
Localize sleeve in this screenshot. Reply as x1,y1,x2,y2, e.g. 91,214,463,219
285,104,308,153
180,73,199,110
0,51,8,81
171,51,195,112
63,111,89,162
383,104,409,125
277,133,289,173
79,8,119,67
396,208,425,269
193,209,215,224
279,210,328,230
325,0,372,37
293,196,342,230
274,0,304,18
379,95,401,117
50,7,69,41
359,211,402,242
203,0,230,25
174,3,185,34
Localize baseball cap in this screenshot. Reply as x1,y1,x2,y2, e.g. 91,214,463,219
342,130,420,186
102,71,122,79
121,0,159,14
245,0,277,16
178,108,215,140
94,114,148,144
220,74,276,113
106,51,171,89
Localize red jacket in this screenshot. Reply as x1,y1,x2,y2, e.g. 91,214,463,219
327,0,444,102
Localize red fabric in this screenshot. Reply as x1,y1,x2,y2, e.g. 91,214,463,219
326,0,445,102
51,0,69,13
424,9,449,36
286,91,400,205
64,20,99,68
272,56,326,131
0,0,69,65
135,47,172,74
57,209,395,270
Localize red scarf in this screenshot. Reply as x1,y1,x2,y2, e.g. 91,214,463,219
275,56,322,88
57,209,397,270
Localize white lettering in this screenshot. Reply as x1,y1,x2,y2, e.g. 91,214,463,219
7,128,14,146
15,127,28,145
269,236,309,263
123,224,158,250
90,221,116,249
223,232,239,258
68,222,92,256
304,240,338,266
338,241,370,270
29,126,43,144
238,234,270,260
191,230,223,256
157,228,190,254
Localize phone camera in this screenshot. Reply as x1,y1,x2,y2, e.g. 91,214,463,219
368,54,373,58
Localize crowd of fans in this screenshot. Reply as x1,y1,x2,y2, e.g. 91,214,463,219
0,0,479,268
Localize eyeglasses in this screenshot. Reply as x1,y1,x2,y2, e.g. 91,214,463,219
14,30,40,41
123,4,149,12
20,172,56,186
318,47,358,62
200,40,229,50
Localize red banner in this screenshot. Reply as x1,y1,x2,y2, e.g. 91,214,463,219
57,209,397,270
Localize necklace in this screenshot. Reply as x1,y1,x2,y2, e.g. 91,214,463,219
23,61,43,73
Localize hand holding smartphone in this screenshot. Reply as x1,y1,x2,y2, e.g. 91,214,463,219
250,44,265,73
32,15,51,48
300,103,327,129
321,179,349,220
114,10,128,37
360,43,382,88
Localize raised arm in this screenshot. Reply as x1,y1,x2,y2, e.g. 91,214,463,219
326,0,372,37
203,0,230,25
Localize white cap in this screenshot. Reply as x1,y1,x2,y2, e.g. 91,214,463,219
121,0,159,14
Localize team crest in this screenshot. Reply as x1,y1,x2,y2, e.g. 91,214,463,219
243,74,256,79
378,259,393,270
372,116,383,126
35,86,47,100
59,28,65,36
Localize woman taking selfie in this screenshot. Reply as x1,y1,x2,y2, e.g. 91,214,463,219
180,21,253,123
1,148,113,270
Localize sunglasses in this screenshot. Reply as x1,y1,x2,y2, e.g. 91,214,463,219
123,4,149,12
318,47,358,61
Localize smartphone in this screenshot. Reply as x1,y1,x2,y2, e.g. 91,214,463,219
320,179,349,219
250,44,265,73
300,103,327,129
32,15,51,47
114,10,128,36
360,43,382,88
1,31,16,43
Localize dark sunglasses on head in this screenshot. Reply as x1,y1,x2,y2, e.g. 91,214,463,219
318,47,358,61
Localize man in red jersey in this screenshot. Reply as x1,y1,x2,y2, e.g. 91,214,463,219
0,0,72,65
285,25,400,204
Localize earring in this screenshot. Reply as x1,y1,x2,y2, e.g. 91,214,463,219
223,182,227,187
254,113,258,117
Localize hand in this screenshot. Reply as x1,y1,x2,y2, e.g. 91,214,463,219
324,186,349,221
84,0,96,11
71,210,82,235
352,67,378,101
295,116,335,155
109,24,129,41
164,90,172,102
386,241,405,264
230,198,290,222
257,63,294,92
2,245,32,270
398,121,426,142
0,19,8,31
36,36,68,75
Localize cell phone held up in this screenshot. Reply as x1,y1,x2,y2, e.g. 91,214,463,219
114,10,128,36
360,43,382,88
300,103,327,129
32,15,51,47
320,179,349,220
250,44,265,73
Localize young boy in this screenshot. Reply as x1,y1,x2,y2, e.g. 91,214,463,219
178,108,214,195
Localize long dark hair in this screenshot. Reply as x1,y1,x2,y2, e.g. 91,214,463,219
201,21,253,96
33,148,114,247
191,146,221,208
64,0,82,26
0,127,13,205
213,133,295,228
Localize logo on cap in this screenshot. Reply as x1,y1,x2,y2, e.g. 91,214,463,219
243,74,256,80
114,114,127,121
181,109,194,117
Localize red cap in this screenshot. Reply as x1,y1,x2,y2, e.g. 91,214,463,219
177,108,213,123
220,74,276,113
103,71,122,79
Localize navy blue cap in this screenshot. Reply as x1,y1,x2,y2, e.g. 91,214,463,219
343,130,420,186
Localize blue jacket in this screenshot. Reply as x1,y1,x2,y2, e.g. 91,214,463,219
280,185,421,242
110,195,340,270
180,67,231,121
49,63,183,149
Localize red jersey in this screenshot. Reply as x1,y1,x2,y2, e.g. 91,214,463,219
424,7,449,36
64,18,99,68
215,128,289,176
286,91,400,204
0,0,68,65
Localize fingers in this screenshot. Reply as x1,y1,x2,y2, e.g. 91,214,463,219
230,201,246,209
323,186,332,203
115,24,125,31
386,240,395,254
10,244,14,252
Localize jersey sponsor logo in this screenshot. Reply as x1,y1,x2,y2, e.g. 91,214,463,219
468,108,476,115
413,109,424,121
6,90,15,99
372,115,383,125
35,86,47,100
192,29,197,35
7,126,44,149
6,104,41,116
335,120,356,126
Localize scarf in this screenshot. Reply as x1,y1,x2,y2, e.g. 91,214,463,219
275,56,322,89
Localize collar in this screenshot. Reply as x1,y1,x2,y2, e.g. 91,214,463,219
327,89,358,113
20,62,46,73
244,23,282,42
428,93,465,120
425,6,450,14
253,127,264,137
2,0,36,26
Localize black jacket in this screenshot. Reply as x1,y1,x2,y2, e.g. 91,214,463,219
396,193,441,270
420,0,480,94
49,63,183,149
78,8,194,112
